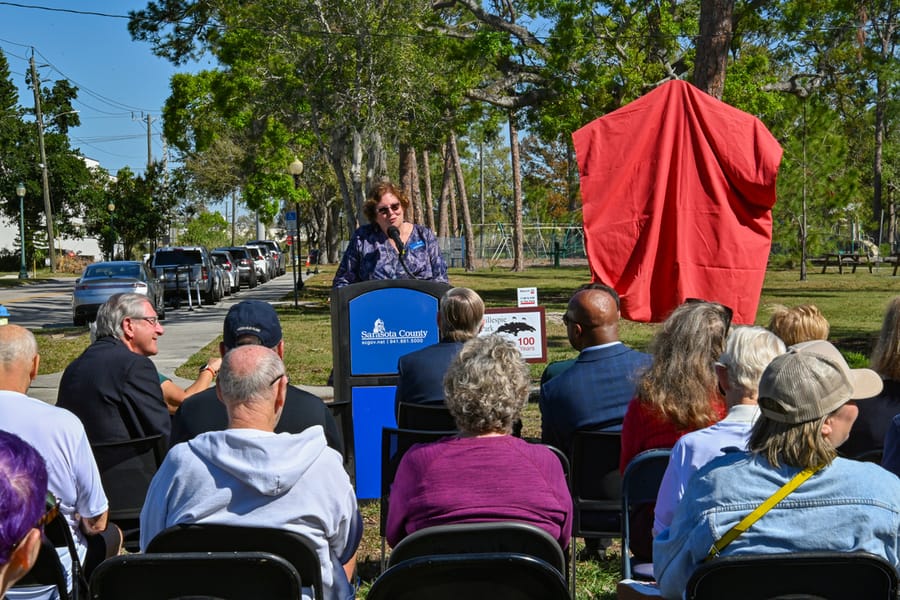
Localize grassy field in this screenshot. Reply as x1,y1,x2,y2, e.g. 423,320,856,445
28,262,900,598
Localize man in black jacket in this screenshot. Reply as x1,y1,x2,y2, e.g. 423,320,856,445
170,300,344,456
57,293,171,470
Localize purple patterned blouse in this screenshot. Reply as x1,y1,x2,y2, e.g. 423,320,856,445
332,223,449,288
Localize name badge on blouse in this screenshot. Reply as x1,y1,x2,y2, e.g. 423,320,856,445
408,241,425,251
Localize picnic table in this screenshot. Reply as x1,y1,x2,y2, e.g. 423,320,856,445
817,253,872,274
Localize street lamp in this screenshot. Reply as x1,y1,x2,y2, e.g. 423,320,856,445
15,183,27,279
107,203,116,260
288,158,304,307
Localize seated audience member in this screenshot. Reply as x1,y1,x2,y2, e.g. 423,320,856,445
883,413,900,476
540,283,650,455
394,287,484,416
170,300,343,456
386,335,572,550
654,340,899,600
0,431,48,598
140,345,361,600
159,356,222,415
842,296,900,458
57,293,170,463
0,325,120,597
653,326,785,534
766,303,829,346
619,299,729,561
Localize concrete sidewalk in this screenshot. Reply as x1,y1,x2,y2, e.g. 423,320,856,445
30,271,334,404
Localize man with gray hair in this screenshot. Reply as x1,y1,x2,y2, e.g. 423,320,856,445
654,340,900,599
653,326,785,534
0,326,120,598
57,293,170,465
394,287,484,415
141,345,361,600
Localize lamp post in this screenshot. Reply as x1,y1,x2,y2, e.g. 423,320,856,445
107,203,116,260
16,183,27,279
288,158,304,308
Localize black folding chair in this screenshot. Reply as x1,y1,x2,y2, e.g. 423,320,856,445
380,427,455,571
568,420,623,595
146,523,323,600
387,521,566,577
89,551,302,600
90,434,166,552
368,553,569,600
621,448,671,581
686,551,899,600
397,402,458,432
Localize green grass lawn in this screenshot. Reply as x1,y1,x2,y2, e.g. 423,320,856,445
30,262,900,598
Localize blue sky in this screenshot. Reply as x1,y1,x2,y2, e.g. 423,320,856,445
0,1,208,176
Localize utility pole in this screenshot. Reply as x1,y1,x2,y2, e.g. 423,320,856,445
30,53,56,273
146,113,153,167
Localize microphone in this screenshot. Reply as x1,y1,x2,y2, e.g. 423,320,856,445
387,225,405,256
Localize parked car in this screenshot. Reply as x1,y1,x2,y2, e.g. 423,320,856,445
245,245,269,283
247,243,277,280
215,246,258,289
247,239,286,276
72,261,165,326
211,250,240,295
150,246,220,306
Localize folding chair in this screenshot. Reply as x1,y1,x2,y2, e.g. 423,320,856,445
568,421,623,596
686,551,899,600
91,434,166,552
387,521,566,577
621,448,671,581
368,553,569,600
12,497,88,600
396,402,458,432
146,523,323,600
89,551,302,600
380,427,455,571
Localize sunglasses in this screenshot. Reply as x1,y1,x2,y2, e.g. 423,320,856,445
685,297,734,333
269,373,288,386
562,313,578,327
38,492,60,528
376,202,402,216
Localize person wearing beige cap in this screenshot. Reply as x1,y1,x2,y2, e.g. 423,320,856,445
653,340,900,600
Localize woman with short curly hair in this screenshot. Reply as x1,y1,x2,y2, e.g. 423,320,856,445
386,335,572,549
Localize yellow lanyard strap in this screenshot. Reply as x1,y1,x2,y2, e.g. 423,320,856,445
706,463,824,561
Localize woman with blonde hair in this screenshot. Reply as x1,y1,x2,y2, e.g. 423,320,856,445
619,299,730,561
766,304,829,346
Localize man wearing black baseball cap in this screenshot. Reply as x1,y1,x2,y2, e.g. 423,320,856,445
170,300,343,456
654,340,900,599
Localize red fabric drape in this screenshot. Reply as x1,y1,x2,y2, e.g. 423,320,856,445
572,80,782,324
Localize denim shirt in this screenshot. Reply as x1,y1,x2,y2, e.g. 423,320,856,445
653,452,900,600
333,223,448,287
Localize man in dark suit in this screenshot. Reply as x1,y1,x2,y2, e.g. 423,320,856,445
57,293,171,469
170,300,344,456
394,287,484,417
540,284,651,456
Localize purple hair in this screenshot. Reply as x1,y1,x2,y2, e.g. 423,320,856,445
0,431,48,565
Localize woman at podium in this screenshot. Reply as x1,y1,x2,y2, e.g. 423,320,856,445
333,180,448,287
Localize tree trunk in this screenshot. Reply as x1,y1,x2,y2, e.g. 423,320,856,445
399,144,418,223
509,115,525,271
327,199,342,264
693,0,734,99
449,178,459,235
448,131,476,271
329,130,357,238
367,130,387,185
422,149,435,230
350,127,366,229
410,149,422,226
438,143,453,238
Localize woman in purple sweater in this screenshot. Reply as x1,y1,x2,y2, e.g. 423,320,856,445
386,334,573,550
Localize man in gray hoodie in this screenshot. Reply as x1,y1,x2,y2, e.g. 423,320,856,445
139,345,361,600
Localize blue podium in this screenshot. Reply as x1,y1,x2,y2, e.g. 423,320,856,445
330,280,451,499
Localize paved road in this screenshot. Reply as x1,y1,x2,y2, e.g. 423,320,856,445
23,270,332,404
